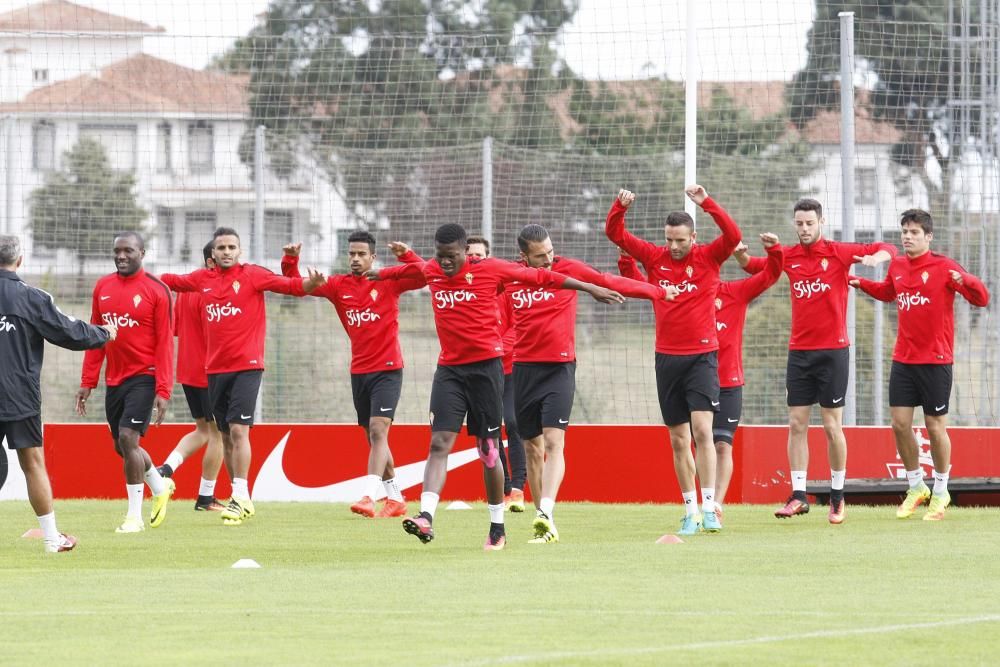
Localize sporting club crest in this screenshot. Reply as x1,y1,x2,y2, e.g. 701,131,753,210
232,280,241,294
921,271,930,284
820,258,829,271
715,297,722,310
370,288,379,301
685,266,694,278
465,273,474,284
132,295,142,308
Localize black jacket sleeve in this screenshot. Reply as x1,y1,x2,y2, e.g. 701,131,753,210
28,287,110,351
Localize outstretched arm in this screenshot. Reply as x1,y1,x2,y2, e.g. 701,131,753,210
947,264,990,307
849,274,897,302
732,235,784,302
605,189,660,263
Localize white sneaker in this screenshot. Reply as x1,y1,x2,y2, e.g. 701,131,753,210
44,533,78,553
115,516,145,533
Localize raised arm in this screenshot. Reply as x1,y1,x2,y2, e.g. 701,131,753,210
371,262,427,284
946,261,990,307
280,243,303,277
617,250,646,281
389,242,424,264
732,235,784,301
605,189,660,263
685,185,742,264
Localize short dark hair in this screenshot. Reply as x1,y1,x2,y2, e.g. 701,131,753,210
347,230,377,253
213,227,240,241
900,208,933,234
665,212,694,230
435,223,467,246
202,240,214,264
517,224,549,252
793,198,823,218
115,231,144,250
466,235,490,255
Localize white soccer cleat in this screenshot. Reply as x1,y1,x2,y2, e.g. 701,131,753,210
115,516,145,533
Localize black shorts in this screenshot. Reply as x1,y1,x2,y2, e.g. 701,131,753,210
513,361,576,439
889,362,953,416
182,384,214,422
655,352,720,427
351,370,403,425
712,386,743,445
207,370,263,434
428,358,503,438
786,347,850,408
1,415,43,449
105,375,155,441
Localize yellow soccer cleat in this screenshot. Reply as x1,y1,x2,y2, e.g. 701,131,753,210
896,483,931,519
506,489,525,513
528,512,559,544
221,497,255,526
149,478,176,528
115,516,145,533
923,492,951,521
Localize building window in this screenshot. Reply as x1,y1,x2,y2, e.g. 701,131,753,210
78,124,137,171
157,207,175,258
156,123,172,173
32,69,49,84
32,121,55,171
855,168,877,205
183,211,218,263
249,210,295,259
187,121,214,173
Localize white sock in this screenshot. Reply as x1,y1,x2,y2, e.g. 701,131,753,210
383,477,403,502
830,469,846,491
701,487,716,514
232,477,249,500
362,474,382,499
539,496,555,518
420,491,439,518
682,490,698,516
144,465,166,495
165,451,184,472
198,477,217,497
126,483,144,520
933,468,950,495
905,469,924,489
37,511,59,543
791,470,807,492
488,503,505,524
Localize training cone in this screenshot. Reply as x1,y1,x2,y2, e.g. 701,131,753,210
656,534,684,544
231,558,261,569
21,528,44,539
445,501,472,510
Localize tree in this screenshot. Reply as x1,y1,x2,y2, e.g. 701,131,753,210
30,138,148,275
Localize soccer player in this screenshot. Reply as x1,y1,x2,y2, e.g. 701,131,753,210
464,235,527,512
281,231,422,519
161,227,325,526
77,232,176,533
512,224,677,543
606,185,742,535
741,198,896,524
157,241,225,511
619,235,784,517
0,235,115,552
850,209,989,521
371,222,624,550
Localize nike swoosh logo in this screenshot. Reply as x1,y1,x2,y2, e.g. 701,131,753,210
342,295,354,299
832,397,844,404
130,418,143,424
727,418,738,423
558,419,569,424
251,430,479,501
935,404,947,411
711,401,720,407
100,296,111,301
487,426,500,432
379,407,392,412
240,414,253,419
202,288,213,292
790,264,801,268
659,266,672,271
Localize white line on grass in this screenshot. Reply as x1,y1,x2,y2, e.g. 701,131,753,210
447,614,1000,667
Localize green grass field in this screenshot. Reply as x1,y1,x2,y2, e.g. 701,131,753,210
2,500,999,666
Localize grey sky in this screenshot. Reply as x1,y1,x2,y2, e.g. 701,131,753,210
2,0,815,80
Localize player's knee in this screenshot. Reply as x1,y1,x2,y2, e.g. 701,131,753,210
714,440,731,457
925,417,948,439
477,437,499,468
891,418,911,435
17,447,44,473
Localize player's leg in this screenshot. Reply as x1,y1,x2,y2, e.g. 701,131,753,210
9,418,75,552
778,351,815,518
891,404,929,518
818,348,850,524
158,384,210,477
657,354,699,533
513,363,544,512
529,361,574,543
351,372,381,517
219,370,263,525
194,418,225,510
524,435,544,511
685,352,721,527
365,370,405,516
713,386,741,517
464,358,506,550
921,364,954,521
502,372,527,511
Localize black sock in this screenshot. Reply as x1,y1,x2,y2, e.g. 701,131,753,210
419,511,433,524
489,522,505,537
158,464,173,478
830,490,844,505
792,490,808,502
197,494,214,504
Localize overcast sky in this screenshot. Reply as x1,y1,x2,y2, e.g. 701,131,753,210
1,0,816,80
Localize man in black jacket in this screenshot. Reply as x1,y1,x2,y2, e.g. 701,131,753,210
0,235,116,553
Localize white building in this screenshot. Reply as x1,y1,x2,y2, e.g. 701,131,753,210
0,0,348,273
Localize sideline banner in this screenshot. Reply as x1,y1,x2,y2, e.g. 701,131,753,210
2,424,997,503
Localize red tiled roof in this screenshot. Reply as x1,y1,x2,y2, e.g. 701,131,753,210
0,53,248,114
0,0,163,34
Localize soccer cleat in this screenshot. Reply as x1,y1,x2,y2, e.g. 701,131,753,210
402,515,434,544
484,530,507,551
115,516,145,533
44,533,77,553
715,505,725,524
896,483,932,519
194,496,226,512
702,509,722,533
149,478,176,528
156,464,173,478
828,496,847,524
677,514,702,536
775,496,810,518
507,489,525,513
923,492,951,521
528,512,559,544
375,499,407,518
221,497,255,526
350,496,376,518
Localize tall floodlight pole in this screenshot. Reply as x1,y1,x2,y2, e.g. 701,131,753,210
684,0,698,219
482,136,493,245
840,12,857,425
